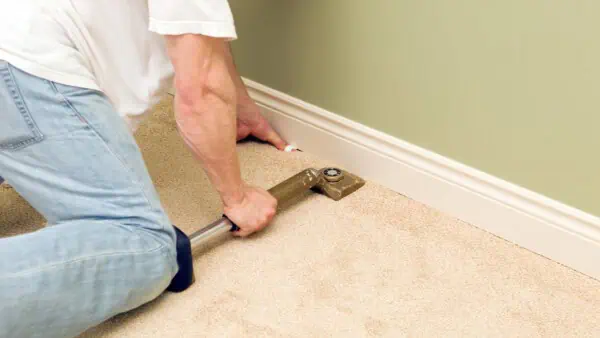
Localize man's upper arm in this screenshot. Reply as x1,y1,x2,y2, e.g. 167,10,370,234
148,0,237,39
150,1,237,107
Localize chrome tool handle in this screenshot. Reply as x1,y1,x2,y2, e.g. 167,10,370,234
189,217,236,249
188,168,321,250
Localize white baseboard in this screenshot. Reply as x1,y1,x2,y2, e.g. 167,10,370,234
242,78,600,281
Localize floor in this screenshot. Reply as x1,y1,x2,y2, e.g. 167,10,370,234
2,96,600,337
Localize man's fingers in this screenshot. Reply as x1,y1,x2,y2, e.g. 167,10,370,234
232,224,265,238
233,229,251,237
236,122,251,141
253,124,288,151
267,131,288,151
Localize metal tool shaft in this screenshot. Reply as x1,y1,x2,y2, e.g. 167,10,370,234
189,217,234,249
188,168,321,251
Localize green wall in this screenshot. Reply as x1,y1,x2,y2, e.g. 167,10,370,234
229,0,599,216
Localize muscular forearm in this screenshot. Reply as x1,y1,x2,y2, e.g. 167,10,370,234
165,34,244,206
174,91,243,205
222,42,253,107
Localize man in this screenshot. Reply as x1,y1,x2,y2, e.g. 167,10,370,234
0,1,287,337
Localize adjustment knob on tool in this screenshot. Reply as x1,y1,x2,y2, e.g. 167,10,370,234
322,167,344,182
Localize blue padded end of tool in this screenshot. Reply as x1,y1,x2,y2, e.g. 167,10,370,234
167,225,195,292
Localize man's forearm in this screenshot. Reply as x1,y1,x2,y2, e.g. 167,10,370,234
165,34,245,206
174,91,244,205
222,42,254,107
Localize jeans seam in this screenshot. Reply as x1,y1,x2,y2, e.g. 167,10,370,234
0,65,45,150
47,81,170,242
1,244,175,279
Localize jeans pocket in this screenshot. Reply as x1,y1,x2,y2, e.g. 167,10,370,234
0,63,44,151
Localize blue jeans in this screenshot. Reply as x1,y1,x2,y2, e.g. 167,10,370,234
0,61,179,337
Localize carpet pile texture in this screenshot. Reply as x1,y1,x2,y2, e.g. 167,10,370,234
1,96,599,337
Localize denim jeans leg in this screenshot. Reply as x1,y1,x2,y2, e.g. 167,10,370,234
0,61,179,338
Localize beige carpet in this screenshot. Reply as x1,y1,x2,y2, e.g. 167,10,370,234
2,96,600,337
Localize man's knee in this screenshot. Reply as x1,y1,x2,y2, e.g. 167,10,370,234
104,212,179,284
132,216,178,260
118,221,180,303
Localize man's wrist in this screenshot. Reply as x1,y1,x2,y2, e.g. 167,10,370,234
221,191,245,209
221,185,246,208
236,91,254,107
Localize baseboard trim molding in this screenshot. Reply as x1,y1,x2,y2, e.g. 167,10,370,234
242,77,600,280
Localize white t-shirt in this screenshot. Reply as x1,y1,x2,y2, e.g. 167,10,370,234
0,0,237,131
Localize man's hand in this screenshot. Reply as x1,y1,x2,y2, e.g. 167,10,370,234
236,101,287,150
220,42,289,151
224,184,278,237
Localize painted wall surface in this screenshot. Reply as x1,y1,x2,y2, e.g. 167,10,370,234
229,0,599,216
